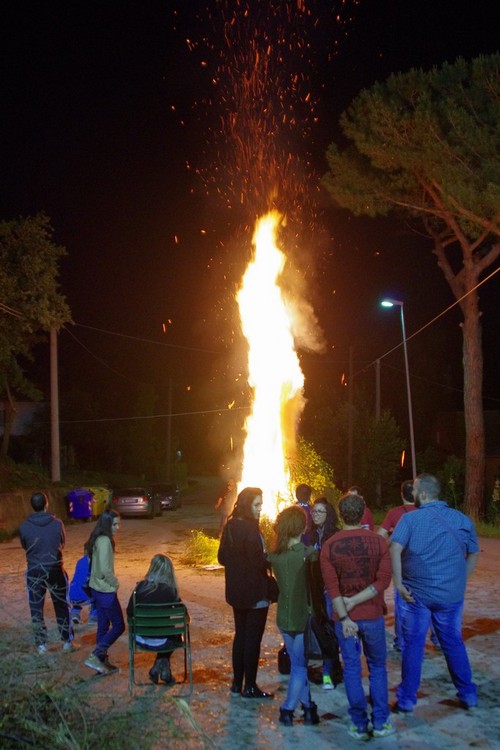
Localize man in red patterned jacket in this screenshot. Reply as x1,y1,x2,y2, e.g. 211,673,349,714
320,493,394,740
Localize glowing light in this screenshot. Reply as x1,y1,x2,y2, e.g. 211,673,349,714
237,211,305,519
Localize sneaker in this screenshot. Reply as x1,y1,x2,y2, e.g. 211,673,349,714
322,675,334,690
103,658,119,674
37,643,48,655
391,701,413,714
373,722,395,738
84,653,109,674
63,641,79,653
347,725,370,741
71,616,82,625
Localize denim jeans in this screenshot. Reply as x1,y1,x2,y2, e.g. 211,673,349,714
91,589,125,659
394,589,439,650
280,629,313,711
397,596,477,710
335,617,389,731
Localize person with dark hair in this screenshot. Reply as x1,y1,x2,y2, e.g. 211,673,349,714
83,509,125,675
304,498,342,690
295,483,313,533
347,486,374,530
69,547,98,625
217,486,273,699
390,473,479,713
19,492,74,654
268,505,319,727
127,554,183,684
321,493,394,740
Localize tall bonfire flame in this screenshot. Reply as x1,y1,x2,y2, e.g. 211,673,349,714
237,211,305,519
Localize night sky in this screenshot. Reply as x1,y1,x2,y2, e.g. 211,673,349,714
1,1,499,464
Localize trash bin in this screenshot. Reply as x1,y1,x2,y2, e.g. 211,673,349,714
87,486,111,518
67,488,94,520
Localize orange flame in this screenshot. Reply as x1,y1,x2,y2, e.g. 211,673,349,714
237,212,305,518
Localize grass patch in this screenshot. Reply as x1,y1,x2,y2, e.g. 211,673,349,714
180,530,220,566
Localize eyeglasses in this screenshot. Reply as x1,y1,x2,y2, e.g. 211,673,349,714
311,510,327,516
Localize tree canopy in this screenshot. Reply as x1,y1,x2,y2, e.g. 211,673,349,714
323,54,500,519
0,214,71,454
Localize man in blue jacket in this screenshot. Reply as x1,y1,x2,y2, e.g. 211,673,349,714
19,492,74,653
390,473,479,713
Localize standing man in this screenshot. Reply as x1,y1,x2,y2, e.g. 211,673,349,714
347,486,374,530
214,478,237,538
321,493,394,740
390,473,479,712
295,483,313,534
19,492,74,653
378,480,416,650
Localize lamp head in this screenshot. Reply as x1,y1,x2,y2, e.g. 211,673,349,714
381,298,403,308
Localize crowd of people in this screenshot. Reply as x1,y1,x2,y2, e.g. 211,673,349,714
19,473,479,741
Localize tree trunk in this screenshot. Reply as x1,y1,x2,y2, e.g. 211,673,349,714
461,288,485,520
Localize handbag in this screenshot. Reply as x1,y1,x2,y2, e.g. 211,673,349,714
82,575,92,599
304,614,323,660
278,644,291,674
265,570,279,603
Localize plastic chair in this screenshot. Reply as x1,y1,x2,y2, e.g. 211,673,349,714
128,597,192,696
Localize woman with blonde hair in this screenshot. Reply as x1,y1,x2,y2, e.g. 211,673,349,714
269,505,319,726
127,553,183,684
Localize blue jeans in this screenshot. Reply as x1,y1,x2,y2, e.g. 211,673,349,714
394,589,439,649
280,630,313,712
397,596,477,710
91,589,125,660
335,617,389,731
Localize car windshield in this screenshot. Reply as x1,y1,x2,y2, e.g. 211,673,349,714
117,488,148,497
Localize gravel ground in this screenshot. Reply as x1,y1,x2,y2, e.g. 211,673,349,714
1,478,499,749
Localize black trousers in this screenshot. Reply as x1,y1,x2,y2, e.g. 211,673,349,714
26,565,71,645
232,606,269,689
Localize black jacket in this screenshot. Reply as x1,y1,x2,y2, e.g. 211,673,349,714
19,512,65,569
218,517,268,609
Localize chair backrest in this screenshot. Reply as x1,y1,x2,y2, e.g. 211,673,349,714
129,598,188,641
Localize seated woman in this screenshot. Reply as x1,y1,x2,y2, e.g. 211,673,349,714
126,554,183,684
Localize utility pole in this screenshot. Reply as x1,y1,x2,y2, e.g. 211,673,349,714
166,378,172,480
50,328,60,482
347,346,353,487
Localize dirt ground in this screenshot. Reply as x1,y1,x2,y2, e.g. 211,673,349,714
1,478,499,749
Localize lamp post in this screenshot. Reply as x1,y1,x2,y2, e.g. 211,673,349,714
381,298,417,478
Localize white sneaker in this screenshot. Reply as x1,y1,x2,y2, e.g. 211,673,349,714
347,725,370,741
63,641,79,653
84,653,109,674
373,722,395,738
37,643,48,655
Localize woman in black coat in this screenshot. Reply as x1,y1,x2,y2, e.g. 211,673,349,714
218,486,273,699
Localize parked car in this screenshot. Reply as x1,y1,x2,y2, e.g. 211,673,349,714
151,482,181,511
111,487,161,518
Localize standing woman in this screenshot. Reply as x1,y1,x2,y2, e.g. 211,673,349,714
84,509,125,675
304,497,343,690
218,487,273,699
268,505,319,726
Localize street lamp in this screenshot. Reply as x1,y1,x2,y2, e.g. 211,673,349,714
381,298,417,478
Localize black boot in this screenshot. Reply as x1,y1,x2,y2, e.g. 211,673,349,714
302,702,320,725
158,658,173,684
279,708,294,726
149,663,160,684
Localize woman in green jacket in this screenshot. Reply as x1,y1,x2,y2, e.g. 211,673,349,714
268,505,319,727
83,509,125,675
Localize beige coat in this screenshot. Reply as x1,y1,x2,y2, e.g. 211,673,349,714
89,535,119,593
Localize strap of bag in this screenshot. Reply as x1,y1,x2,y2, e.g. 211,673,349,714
426,506,465,556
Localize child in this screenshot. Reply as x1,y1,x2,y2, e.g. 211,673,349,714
69,547,98,625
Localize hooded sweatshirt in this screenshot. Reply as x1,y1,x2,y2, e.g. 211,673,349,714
19,512,65,569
